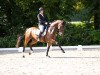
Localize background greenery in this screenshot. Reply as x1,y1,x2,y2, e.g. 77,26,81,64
0,0,100,47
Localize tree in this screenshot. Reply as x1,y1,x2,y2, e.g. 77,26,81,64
94,0,100,29
0,0,99,37
82,0,100,29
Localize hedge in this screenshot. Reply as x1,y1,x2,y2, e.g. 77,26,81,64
0,23,100,48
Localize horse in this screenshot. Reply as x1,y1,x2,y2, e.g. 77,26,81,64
16,20,65,58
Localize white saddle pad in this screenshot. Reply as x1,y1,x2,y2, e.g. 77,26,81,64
32,29,46,36
41,29,46,36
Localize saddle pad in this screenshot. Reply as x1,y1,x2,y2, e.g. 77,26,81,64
32,29,40,36
32,29,46,36
41,29,46,36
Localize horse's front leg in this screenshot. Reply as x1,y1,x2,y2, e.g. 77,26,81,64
46,43,51,57
23,46,25,58
56,41,65,53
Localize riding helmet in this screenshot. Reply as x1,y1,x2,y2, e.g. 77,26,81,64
39,7,44,11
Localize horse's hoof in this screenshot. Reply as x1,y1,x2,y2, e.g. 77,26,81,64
46,55,50,58
63,51,65,53
23,55,25,58
29,52,31,55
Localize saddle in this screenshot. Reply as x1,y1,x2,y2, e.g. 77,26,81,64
41,29,47,36
32,28,47,37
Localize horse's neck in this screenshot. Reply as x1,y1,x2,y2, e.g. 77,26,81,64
47,20,60,35
47,25,57,35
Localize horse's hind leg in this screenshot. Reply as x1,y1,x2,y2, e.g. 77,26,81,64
29,39,34,51
23,37,30,58
29,40,37,55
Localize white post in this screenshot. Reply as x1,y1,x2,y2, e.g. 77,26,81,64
50,45,52,51
77,45,82,51
18,47,23,52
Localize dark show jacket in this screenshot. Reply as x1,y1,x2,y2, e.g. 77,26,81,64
37,13,48,25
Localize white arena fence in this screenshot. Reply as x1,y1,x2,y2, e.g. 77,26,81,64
0,45,100,52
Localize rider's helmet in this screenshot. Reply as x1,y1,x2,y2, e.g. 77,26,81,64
39,7,44,11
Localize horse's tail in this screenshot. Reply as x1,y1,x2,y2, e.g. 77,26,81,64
16,34,25,48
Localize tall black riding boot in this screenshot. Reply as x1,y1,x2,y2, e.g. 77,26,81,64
38,32,42,41
39,32,42,38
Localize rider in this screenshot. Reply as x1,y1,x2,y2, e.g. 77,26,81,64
37,7,48,41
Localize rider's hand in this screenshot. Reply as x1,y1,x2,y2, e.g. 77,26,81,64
45,22,48,25
49,22,52,24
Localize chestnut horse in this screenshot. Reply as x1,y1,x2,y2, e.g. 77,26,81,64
16,20,65,58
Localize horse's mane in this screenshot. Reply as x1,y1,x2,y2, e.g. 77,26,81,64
50,20,63,27
52,20,56,23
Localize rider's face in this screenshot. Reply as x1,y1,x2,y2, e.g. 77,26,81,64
40,10,44,14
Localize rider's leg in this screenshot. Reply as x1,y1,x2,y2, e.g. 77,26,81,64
38,32,43,39
38,25,45,41
46,26,48,34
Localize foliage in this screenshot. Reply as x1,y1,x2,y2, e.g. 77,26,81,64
0,35,17,48
0,0,100,47
57,22,100,46
0,22,100,47
90,30,100,44
0,0,99,36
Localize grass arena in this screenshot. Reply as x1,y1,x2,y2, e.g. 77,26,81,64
0,46,100,75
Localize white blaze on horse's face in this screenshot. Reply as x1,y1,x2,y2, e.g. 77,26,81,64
58,23,63,36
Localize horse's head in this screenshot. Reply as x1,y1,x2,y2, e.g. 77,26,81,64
57,20,64,36
49,20,64,36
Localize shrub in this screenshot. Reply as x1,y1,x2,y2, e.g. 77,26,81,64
0,22,100,47
0,35,17,48
57,22,99,46
90,30,100,44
